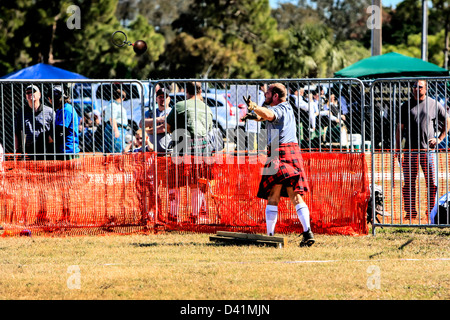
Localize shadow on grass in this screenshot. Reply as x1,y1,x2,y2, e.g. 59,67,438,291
130,242,218,247
130,241,283,248
376,227,450,237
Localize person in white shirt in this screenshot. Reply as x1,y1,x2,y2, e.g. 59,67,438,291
290,87,319,148
104,88,128,153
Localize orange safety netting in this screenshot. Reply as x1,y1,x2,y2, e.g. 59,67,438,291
0,152,369,237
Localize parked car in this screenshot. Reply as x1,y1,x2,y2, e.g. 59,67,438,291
72,81,150,135
71,83,96,115
156,92,239,135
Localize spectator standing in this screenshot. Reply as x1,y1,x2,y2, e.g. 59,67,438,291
140,88,173,154
319,92,348,145
166,82,213,152
396,80,450,219
289,85,312,147
104,88,128,153
14,85,55,160
320,93,345,124
49,85,80,160
299,88,320,148
166,82,214,224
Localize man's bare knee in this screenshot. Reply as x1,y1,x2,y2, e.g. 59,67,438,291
286,186,304,206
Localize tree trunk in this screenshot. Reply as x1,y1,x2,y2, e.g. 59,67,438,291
48,13,61,65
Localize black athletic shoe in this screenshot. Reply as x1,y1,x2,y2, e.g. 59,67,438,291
300,228,315,247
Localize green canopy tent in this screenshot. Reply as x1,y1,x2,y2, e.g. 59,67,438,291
334,52,449,79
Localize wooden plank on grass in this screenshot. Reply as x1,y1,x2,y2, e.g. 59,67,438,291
209,235,284,248
216,231,286,245
211,231,286,248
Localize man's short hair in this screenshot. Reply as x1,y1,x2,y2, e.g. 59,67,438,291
269,83,287,99
414,80,427,87
135,129,143,138
156,88,167,97
185,82,202,96
113,88,126,100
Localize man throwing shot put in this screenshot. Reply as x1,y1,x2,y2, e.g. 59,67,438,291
245,83,315,247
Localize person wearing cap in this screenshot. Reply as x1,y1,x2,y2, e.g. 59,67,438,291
103,88,128,153
48,85,80,160
14,85,55,160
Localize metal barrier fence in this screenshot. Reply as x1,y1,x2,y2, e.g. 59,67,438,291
369,77,450,233
0,78,367,157
148,78,367,154
0,79,146,157
1,78,449,234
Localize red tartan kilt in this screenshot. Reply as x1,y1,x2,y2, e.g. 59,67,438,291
257,142,309,199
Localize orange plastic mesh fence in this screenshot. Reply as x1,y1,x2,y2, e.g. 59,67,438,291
0,152,369,237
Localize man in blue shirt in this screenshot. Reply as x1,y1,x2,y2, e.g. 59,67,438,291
246,83,315,247
49,85,80,160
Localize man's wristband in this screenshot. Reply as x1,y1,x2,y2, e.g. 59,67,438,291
248,104,258,112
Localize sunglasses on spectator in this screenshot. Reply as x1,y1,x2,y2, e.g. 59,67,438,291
413,85,424,89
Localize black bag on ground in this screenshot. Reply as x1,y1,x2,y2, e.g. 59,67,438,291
367,184,385,225
437,201,450,224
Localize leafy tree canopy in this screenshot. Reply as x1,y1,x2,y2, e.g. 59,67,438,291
0,0,448,79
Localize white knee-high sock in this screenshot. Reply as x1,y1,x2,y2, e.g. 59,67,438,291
265,204,278,236
169,189,180,216
295,202,311,232
191,188,205,216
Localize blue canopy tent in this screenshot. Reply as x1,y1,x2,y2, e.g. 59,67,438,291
0,63,89,154
1,63,88,79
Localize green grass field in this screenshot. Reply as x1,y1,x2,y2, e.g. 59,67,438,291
0,227,448,300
